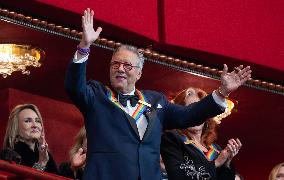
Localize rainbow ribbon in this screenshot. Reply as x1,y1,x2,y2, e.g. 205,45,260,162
181,134,220,161
204,144,220,161
106,86,149,122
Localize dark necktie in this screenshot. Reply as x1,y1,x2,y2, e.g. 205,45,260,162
118,94,139,107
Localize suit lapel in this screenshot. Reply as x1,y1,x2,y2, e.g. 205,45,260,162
123,112,140,138
104,95,140,139
105,87,159,140
142,106,158,141
104,86,140,139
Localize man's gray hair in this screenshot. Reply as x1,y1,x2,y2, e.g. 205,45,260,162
113,45,145,69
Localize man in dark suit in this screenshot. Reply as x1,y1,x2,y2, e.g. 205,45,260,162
65,8,251,180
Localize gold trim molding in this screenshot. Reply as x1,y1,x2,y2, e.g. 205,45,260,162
0,7,283,94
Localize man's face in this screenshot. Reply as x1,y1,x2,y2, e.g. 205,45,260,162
110,49,142,94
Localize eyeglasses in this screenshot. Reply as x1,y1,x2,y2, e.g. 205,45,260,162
110,60,140,72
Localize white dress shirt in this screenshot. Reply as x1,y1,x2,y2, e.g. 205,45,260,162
120,89,148,140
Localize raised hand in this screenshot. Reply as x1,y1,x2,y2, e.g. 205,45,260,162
37,133,49,167
79,8,102,48
219,64,252,96
71,148,87,171
225,138,242,167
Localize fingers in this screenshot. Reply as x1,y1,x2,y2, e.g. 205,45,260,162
238,66,250,76
96,27,103,34
38,134,48,152
72,148,87,168
87,8,93,25
83,10,87,25
232,65,252,84
40,143,48,151
77,148,84,155
227,138,242,158
233,65,244,73
91,10,94,26
86,8,91,24
39,138,48,151
222,64,228,76
38,134,45,146
236,138,242,147
41,131,45,137
88,8,94,24
240,67,252,84
82,8,94,25
38,134,49,164
82,153,87,161
228,140,237,153
234,65,251,76
227,143,234,155
82,145,87,153
41,135,46,144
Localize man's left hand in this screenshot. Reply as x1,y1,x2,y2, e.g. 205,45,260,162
219,64,252,96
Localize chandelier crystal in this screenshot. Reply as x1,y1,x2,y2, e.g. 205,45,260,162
0,44,44,78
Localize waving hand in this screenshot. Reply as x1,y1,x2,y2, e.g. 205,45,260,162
218,64,252,97
79,8,102,49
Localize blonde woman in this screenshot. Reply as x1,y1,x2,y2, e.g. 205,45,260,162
59,126,87,180
0,104,58,173
269,162,284,180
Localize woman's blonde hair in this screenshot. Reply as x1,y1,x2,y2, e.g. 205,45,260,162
172,87,218,146
69,126,86,160
3,104,43,149
269,162,284,180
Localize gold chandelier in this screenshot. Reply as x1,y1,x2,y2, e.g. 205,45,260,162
0,44,44,78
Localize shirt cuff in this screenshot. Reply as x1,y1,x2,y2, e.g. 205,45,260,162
73,51,89,63
212,91,228,110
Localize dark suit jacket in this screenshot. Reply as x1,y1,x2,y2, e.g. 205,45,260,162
65,61,223,180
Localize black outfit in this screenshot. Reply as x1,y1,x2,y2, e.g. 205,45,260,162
59,161,84,180
160,131,235,180
161,169,168,180
0,141,58,174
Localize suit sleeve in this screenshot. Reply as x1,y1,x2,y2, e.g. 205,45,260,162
163,94,224,130
65,61,96,115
